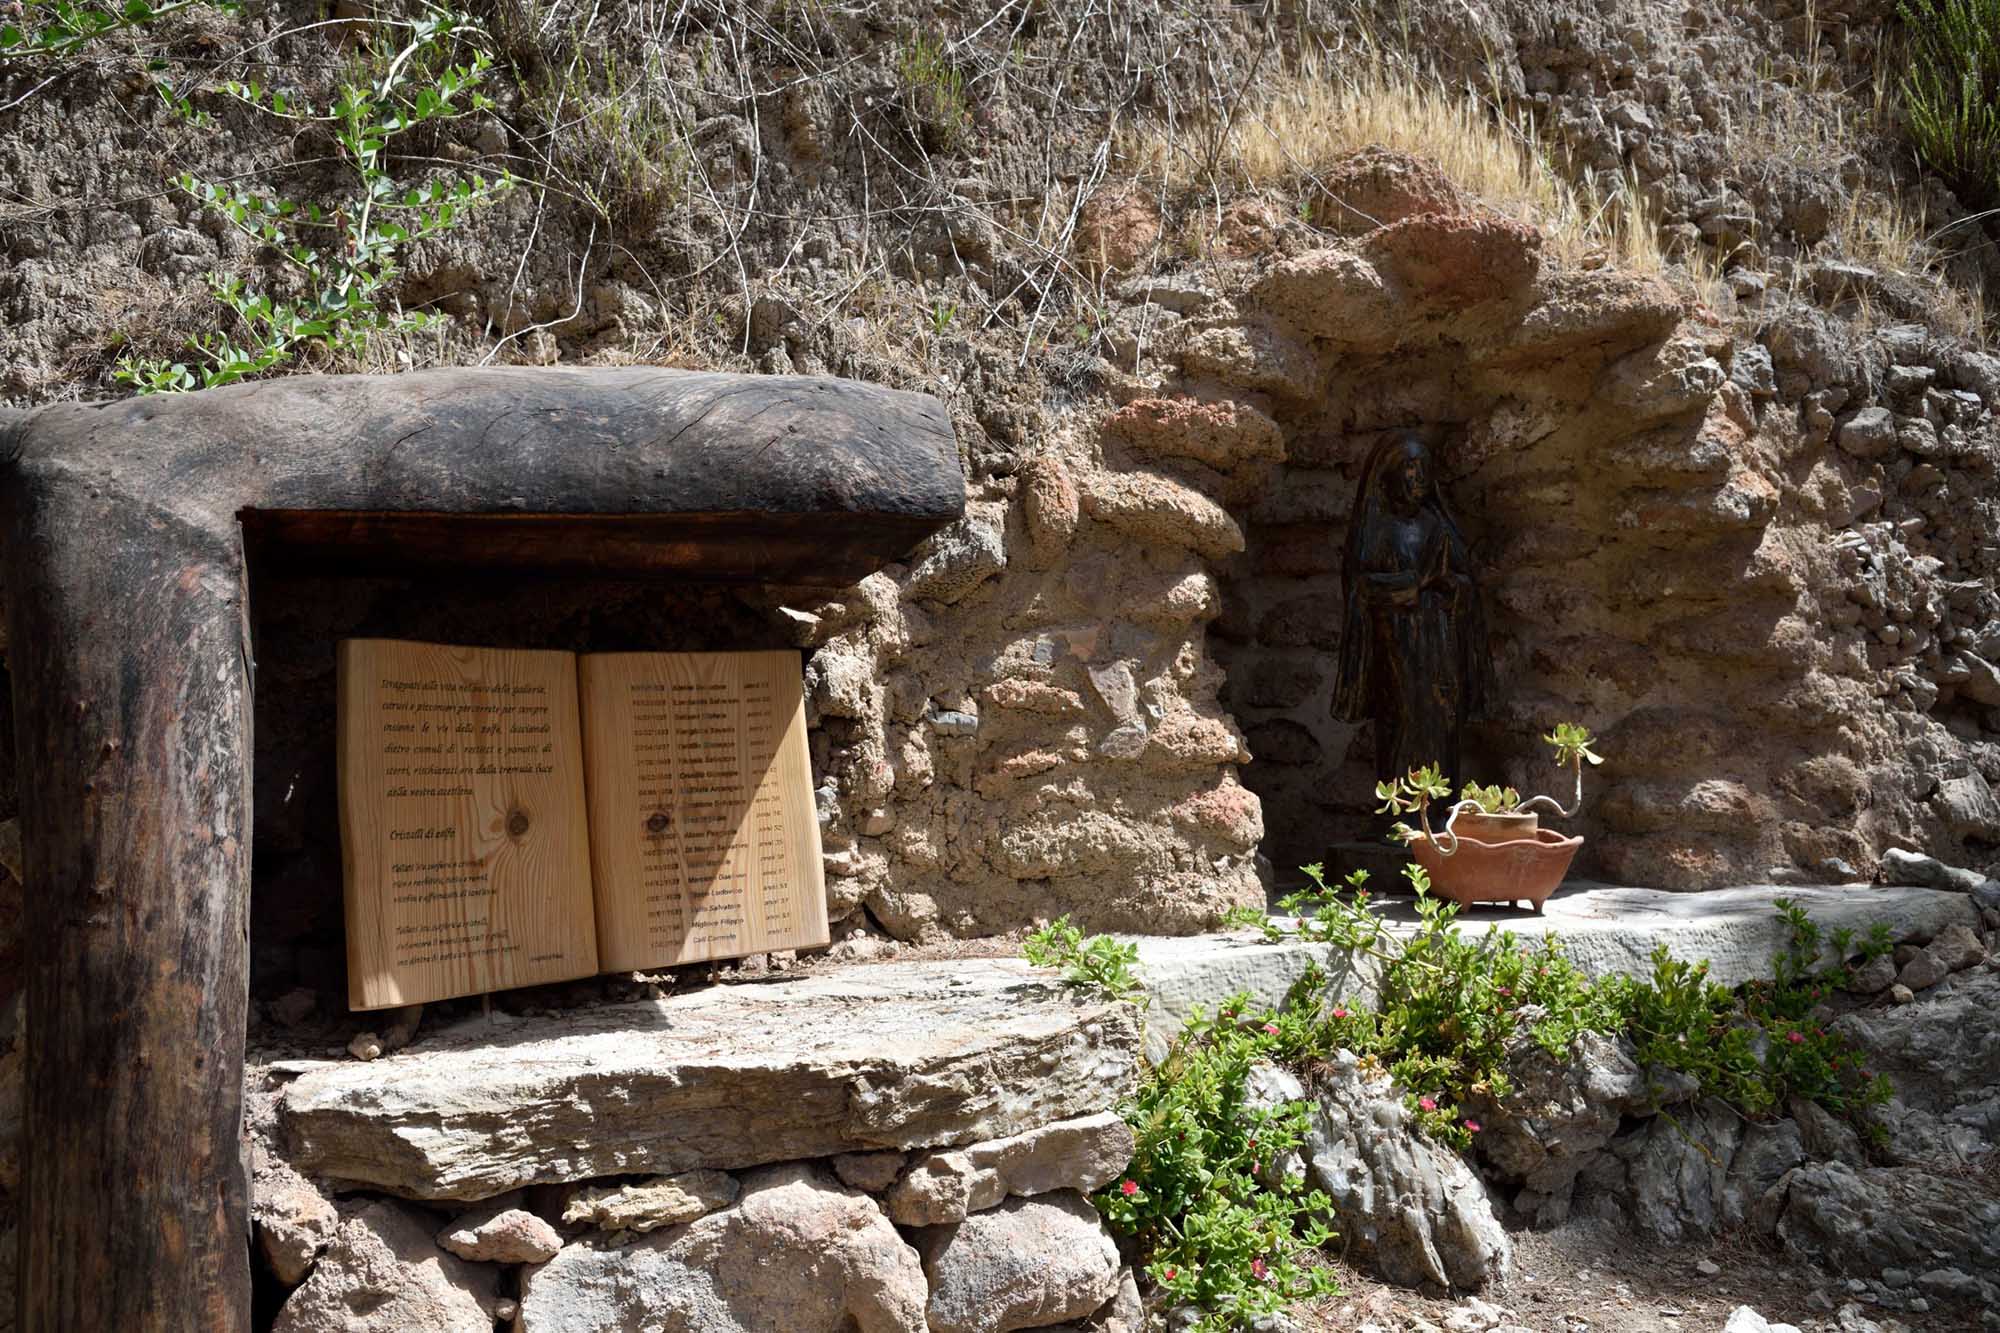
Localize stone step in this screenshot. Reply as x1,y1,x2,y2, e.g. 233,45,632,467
271,961,1138,1202
1132,881,1983,1062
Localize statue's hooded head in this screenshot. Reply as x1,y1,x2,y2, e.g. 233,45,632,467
1381,429,1432,516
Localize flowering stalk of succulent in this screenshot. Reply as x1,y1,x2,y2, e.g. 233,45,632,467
1375,722,1603,856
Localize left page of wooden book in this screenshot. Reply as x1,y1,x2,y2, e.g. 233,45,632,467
337,639,600,1010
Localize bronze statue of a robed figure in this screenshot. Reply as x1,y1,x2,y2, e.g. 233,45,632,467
1331,430,1491,788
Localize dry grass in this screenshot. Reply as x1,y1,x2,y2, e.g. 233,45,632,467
1117,57,1681,276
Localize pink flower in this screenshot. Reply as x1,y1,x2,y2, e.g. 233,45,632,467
1787,1031,1804,1044
1164,1267,1177,1281
1498,986,1513,997
1332,1007,1350,1019
1418,1096,1437,1111
1465,1119,1482,1133
1251,1257,1268,1280
1120,1179,1138,1197
1263,1022,1280,1036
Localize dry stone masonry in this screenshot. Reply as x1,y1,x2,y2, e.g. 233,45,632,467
247,961,1145,1333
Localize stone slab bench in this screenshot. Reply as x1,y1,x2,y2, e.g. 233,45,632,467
266,960,1139,1202
1131,881,1983,1062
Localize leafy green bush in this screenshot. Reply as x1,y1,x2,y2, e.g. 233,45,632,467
1899,0,2000,209
116,8,513,392
1032,878,1894,1329
1100,1002,1338,1331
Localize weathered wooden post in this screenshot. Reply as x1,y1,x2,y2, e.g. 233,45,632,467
0,368,963,1330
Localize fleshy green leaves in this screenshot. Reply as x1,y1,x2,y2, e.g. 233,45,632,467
1543,721,1604,769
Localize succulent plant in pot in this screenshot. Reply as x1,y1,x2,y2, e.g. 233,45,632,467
1375,723,1603,912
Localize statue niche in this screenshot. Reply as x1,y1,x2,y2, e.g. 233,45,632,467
1330,430,1491,789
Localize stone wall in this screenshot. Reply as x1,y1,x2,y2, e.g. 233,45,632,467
798,183,2000,912
245,960,1144,1333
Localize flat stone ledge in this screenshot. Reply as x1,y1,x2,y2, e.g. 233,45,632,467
271,960,1137,1202
1130,882,1980,1061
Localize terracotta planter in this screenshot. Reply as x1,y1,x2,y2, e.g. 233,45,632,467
1447,811,1538,842
1409,826,1582,913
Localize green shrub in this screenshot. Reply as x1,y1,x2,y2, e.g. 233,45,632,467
1031,878,1893,1329
1899,0,2000,209
1100,1002,1338,1332
116,8,514,392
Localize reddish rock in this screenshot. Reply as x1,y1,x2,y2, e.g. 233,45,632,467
1075,187,1161,277
1170,783,1265,848
1020,455,1079,567
982,680,1087,716
1312,145,1467,235
1212,197,1288,258
1149,715,1251,768
1477,267,1683,369
1361,210,1542,305
1102,397,1285,470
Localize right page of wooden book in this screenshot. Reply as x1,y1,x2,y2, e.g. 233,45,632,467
579,649,828,970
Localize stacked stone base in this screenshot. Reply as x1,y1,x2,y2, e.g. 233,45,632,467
248,962,1144,1333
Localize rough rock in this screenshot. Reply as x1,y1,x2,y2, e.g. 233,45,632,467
1834,966,2000,1166
1837,407,1898,459
1304,1050,1510,1290
1077,468,1246,559
1180,321,1320,399
1893,949,1948,991
438,1202,562,1264
559,1170,741,1233
1312,145,1466,235
1843,952,1896,994
1771,1162,2000,1294
1360,211,1542,305
1020,455,1080,565
1934,773,2000,842
1074,189,1161,277
884,1111,1134,1225
831,1152,908,1194
1478,269,1682,366
1246,250,1401,349
903,512,1007,604
279,961,1139,1199
273,1201,498,1333
251,1151,339,1287
1102,397,1285,470
1925,923,1986,972
915,1192,1121,1333
1579,1098,1744,1241
516,1164,929,1333
1723,1119,1807,1229
1467,1024,1662,1217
